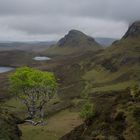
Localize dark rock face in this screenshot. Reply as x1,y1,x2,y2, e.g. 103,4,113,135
57,29,100,48
123,21,140,39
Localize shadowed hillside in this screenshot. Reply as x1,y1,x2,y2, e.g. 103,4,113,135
57,30,100,48
123,21,140,39
45,30,102,56
59,21,140,140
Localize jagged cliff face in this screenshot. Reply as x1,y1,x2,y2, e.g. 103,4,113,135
57,30,101,49
123,21,140,39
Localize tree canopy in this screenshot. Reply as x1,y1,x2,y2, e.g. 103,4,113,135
9,67,57,119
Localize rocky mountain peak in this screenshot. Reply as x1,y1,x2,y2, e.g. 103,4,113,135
67,29,85,36
123,21,140,39
57,29,100,48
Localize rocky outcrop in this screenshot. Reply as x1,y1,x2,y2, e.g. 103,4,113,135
123,21,140,39
57,29,101,49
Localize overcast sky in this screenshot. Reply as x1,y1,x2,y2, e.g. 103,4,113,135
0,0,140,41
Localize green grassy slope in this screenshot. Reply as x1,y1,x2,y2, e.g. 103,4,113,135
60,21,140,140
19,109,82,140
0,23,140,140
61,90,140,140
0,107,21,140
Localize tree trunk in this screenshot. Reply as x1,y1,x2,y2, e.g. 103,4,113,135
28,106,36,119
40,108,45,119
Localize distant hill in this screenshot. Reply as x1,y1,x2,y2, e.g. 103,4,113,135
0,41,56,52
45,30,102,55
57,30,100,48
95,37,118,46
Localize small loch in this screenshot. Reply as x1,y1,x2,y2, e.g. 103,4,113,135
33,56,51,61
0,67,14,73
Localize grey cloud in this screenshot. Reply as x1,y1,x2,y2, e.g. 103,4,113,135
0,0,140,22
0,0,139,41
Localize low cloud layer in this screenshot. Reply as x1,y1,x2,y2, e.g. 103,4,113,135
0,0,140,41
